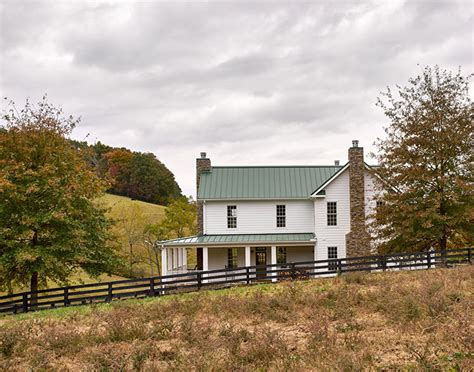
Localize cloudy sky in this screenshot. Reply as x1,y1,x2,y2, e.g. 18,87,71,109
1,0,472,197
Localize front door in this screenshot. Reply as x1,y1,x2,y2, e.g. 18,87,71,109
255,248,267,279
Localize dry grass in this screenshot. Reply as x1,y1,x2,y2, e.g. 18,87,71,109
0,266,473,371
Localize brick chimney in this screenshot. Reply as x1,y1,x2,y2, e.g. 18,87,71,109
196,152,211,235
345,140,371,257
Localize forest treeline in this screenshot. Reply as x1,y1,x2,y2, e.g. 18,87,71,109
72,140,182,205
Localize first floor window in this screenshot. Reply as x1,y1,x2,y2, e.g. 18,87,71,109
277,247,287,264
227,205,237,228
227,248,238,268
328,246,338,271
276,205,286,227
327,201,337,226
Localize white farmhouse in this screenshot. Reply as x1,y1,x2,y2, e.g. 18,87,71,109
160,140,379,276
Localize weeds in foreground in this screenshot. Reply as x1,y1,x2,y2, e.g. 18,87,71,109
0,266,472,370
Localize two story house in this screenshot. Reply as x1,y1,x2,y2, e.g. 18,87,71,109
160,140,379,277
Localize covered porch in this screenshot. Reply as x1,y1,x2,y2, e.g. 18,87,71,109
159,233,318,281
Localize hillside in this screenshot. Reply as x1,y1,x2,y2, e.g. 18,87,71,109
99,193,167,222
0,266,472,370
99,193,168,277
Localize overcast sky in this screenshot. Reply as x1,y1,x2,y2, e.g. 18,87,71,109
1,0,472,197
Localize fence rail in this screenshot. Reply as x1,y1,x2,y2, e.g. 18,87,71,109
0,247,471,315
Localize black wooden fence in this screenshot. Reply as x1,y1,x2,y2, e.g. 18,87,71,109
0,247,471,315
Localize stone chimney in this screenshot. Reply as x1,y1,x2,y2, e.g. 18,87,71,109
196,152,211,235
345,140,371,257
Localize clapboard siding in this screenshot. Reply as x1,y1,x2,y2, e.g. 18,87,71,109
314,169,350,260
204,200,314,234
364,170,378,222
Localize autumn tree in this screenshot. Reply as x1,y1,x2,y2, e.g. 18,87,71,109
0,97,122,297
143,198,197,273
161,198,197,238
372,66,473,253
114,203,146,276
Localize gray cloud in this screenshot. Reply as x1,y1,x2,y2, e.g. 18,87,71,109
1,0,472,196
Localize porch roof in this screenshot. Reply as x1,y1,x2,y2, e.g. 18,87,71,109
159,233,316,247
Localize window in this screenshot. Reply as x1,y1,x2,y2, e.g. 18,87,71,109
227,248,238,268
277,247,287,264
327,202,337,226
328,246,338,271
227,205,237,228
276,205,286,227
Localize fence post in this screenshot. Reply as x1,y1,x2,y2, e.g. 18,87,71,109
149,278,155,296
290,263,296,280
197,272,202,290
426,251,431,269
337,259,342,276
107,283,113,303
381,255,387,271
246,267,250,284
22,293,28,313
468,248,472,264
64,287,69,306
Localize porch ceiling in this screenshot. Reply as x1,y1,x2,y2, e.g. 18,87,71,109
159,233,316,247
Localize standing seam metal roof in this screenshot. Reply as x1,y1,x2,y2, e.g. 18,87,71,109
198,166,343,199
160,233,316,246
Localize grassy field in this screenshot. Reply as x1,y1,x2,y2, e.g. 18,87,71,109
0,266,472,370
99,193,167,222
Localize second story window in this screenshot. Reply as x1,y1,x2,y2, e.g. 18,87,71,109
227,205,237,228
276,205,286,227
327,201,337,226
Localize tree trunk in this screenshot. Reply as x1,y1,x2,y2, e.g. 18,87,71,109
30,271,39,308
30,230,39,308
129,242,133,274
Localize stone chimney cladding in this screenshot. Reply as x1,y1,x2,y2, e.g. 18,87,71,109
345,143,371,256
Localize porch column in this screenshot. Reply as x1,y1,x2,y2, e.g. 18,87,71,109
178,248,183,269
183,248,188,269
161,247,168,277
313,242,318,274
245,246,252,281
202,247,209,283
271,246,277,282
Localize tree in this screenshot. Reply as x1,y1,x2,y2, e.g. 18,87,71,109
161,198,197,238
372,66,473,253
128,152,182,205
114,203,146,276
0,97,122,297
105,149,134,196
143,223,169,276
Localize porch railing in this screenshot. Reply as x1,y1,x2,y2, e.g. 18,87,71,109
0,247,471,315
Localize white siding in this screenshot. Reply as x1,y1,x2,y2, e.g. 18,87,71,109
314,169,350,260
204,200,314,234
364,170,378,220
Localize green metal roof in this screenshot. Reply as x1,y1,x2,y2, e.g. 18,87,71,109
160,233,316,246
198,166,343,200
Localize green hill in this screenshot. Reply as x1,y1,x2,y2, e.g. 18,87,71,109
0,266,472,370
99,193,167,222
